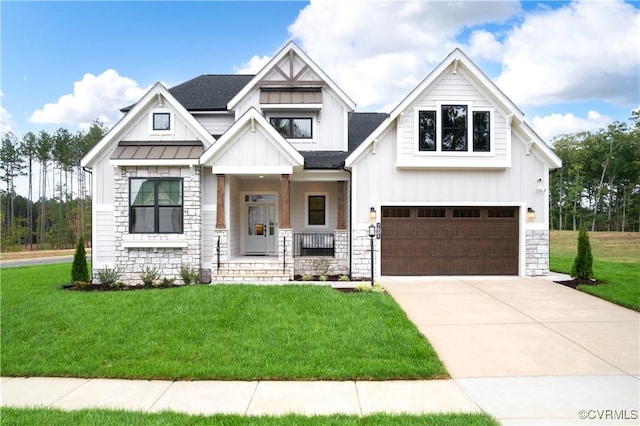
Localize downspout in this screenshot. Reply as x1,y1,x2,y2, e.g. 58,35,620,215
341,163,353,279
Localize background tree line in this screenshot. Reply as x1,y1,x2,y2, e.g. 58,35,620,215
550,111,640,232
1,121,107,251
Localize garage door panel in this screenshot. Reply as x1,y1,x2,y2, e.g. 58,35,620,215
381,206,519,276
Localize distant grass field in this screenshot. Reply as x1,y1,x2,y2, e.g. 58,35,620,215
550,231,640,311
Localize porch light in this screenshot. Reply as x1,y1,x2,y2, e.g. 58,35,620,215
369,207,377,222
368,223,376,238
527,207,536,221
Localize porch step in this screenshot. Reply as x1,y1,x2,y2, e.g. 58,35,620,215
209,259,291,284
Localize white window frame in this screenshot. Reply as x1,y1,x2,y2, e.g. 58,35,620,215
149,109,174,136
414,105,494,156
305,192,329,228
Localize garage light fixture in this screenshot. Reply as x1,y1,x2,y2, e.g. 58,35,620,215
369,207,377,222
527,207,536,221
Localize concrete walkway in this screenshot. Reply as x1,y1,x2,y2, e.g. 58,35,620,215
384,276,640,425
2,276,639,425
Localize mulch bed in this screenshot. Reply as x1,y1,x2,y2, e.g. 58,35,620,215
62,283,184,292
554,278,606,289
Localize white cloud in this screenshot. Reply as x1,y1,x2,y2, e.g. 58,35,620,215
468,30,504,62
496,0,640,106
288,0,520,110
0,91,15,133
29,69,148,129
530,110,613,142
234,55,272,74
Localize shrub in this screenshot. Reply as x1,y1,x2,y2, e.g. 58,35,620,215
156,277,176,288
319,275,328,281
301,274,313,281
355,283,388,294
312,258,330,277
97,266,122,286
338,274,350,282
571,226,593,280
179,263,200,285
71,236,90,283
139,265,160,288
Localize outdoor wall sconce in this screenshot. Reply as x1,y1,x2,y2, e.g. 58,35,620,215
369,207,377,222
527,207,536,221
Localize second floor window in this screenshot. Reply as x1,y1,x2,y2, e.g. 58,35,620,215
153,112,170,131
270,117,312,139
417,106,491,153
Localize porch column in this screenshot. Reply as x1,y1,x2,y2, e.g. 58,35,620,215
337,181,346,230
280,174,291,228
216,174,225,229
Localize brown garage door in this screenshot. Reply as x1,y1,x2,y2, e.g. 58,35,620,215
381,206,519,275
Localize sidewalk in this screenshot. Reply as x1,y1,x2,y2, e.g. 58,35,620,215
1,377,480,416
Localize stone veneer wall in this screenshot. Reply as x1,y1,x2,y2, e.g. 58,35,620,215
278,229,295,279
111,166,201,285
294,230,349,276
351,229,376,279
525,229,550,276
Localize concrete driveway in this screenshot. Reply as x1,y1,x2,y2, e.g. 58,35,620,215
384,276,640,425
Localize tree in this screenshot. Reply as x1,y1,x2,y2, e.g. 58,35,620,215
21,132,37,249
571,226,593,280
36,130,52,248
0,132,26,245
71,235,90,283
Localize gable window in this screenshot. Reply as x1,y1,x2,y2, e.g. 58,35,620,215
441,105,467,151
416,106,492,153
270,117,312,139
152,112,171,131
130,178,183,233
418,111,436,151
473,111,490,152
307,195,326,226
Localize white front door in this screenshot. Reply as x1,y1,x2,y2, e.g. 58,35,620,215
245,195,276,255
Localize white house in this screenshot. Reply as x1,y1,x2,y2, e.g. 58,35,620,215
81,42,561,285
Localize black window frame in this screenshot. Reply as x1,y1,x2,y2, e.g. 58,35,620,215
270,117,313,139
307,195,326,226
472,111,491,152
129,177,183,234
418,110,437,151
152,112,171,131
441,105,468,151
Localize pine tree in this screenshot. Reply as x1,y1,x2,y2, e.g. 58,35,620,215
571,226,593,280
72,236,90,283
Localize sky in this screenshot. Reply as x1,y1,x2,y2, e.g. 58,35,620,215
1,0,639,147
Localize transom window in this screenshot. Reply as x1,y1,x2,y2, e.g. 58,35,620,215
270,117,312,139
152,112,171,131
418,106,491,153
308,195,326,226
130,178,183,233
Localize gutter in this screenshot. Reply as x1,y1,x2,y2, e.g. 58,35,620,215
341,163,353,279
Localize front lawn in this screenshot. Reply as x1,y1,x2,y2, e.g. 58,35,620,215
550,231,640,311
0,408,499,426
1,264,447,380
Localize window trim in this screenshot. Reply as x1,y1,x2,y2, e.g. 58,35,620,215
305,192,328,228
414,106,494,155
268,115,315,142
129,177,184,234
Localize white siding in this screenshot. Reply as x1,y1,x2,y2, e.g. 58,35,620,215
396,69,509,168
121,103,199,141
201,167,217,267
211,125,294,167
94,209,114,267
93,158,114,204
290,181,339,231
195,113,235,135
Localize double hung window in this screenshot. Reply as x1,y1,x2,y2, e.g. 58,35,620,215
130,178,183,233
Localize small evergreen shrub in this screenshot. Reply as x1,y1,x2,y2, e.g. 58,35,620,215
71,236,90,283
301,274,313,281
338,274,350,282
571,226,594,280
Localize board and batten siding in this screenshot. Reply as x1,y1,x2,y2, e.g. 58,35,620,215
290,181,339,231
351,123,548,224
396,70,509,168
195,113,235,136
211,124,295,168
93,208,115,269
120,103,200,142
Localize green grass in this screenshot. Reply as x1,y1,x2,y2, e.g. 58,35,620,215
550,231,640,311
0,264,447,380
0,408,499,426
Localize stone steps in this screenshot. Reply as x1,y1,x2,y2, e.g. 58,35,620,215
209,260,291,283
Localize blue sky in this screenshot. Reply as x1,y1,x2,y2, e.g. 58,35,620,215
2,0,639,143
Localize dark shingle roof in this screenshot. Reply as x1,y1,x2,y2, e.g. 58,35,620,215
121,74,255,112
301,112,388,169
